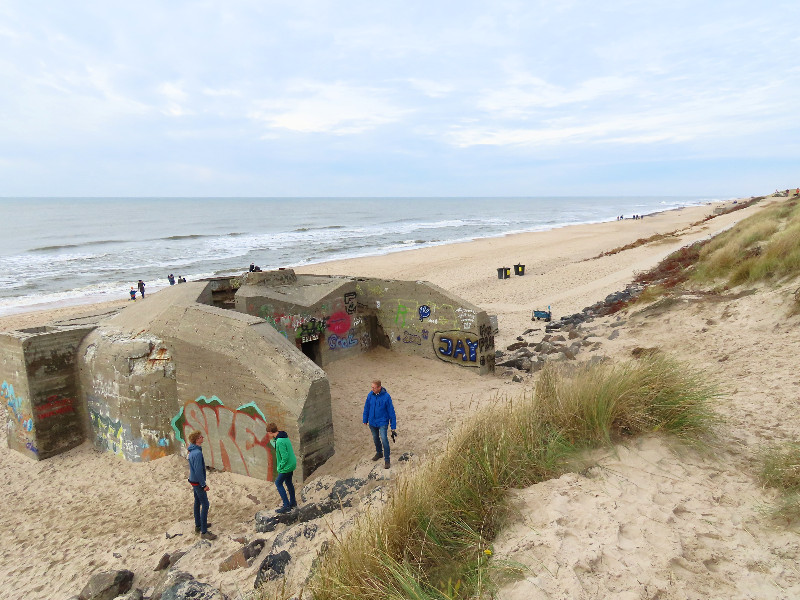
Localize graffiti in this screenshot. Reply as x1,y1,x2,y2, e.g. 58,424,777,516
395,302,410,327
432,331,479,368
480,354,496,370
34,394,75,419
328,333,359,350
171,396,274,481
360,331,372,352
344,292,357,314
326,311,352,336
398,331,422,345
301,334,320,343
478,323,495,354
376,300,380,309
418,305,431,321
456,308,477,330
2,380,37,453
90,410,127,458
422,329,429,340
298,317,328,338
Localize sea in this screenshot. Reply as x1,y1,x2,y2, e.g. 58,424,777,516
0,196,726,316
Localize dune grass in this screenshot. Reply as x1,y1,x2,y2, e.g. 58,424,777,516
692,198,800,289
309,356,719,600
759,443,800,521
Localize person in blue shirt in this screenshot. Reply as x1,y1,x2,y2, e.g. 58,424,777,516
362,379,397,469
187,431,217,540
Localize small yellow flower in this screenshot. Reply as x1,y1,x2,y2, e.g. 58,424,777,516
484,549,492,556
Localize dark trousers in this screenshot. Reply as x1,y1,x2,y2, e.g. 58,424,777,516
370,424,390,460
193,486,209,533
275,471,296,508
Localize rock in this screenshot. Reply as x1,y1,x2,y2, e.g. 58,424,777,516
253,551,291,589
272,524,318,554
522,328,534,335
168,552,186,567
516,336,524,341
495,350,504,358
161,580,228,600
507,341,526,351
568,330,580,339
581,339,594,347
154,554,171,571
512,374,524,382
610,320,626,328
537,341,554,354
519,358,532,372
553,335,566,342
569,342,582,355
219,539,267,572
531,360,545,373
78,570,134,600
113,590,143,600
150,570,194,600
515,347,533,358
608,330,620,340
398,451,414,462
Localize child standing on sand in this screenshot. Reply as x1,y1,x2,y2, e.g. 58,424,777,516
129,287,136,301
267,422,297,513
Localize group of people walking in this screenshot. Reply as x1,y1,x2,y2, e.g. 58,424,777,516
187,379,397,540
129,279,146,300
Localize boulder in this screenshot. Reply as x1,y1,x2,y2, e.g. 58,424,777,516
112,590,143,600
78,570,134,600
568,330,580,339
608,330,620,341
219,539,267,572
506,341,527,351
253,551,292,589
160,580,228,600
150,570,194,600
518,358,532,372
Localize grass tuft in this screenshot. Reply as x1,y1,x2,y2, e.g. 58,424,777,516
759,443,800,522
310,356,718,600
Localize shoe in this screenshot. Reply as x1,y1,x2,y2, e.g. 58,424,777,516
275,506,291,514
195,523,212,534
200,532,217,540
289,501,297,508
384,461,390,469
371,453,383,461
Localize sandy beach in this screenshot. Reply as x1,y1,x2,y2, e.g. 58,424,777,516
3,196,800,599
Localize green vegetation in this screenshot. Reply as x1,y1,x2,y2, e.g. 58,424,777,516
628,197,800,313
692,198,800,288
759,443,800,521
309,356,719,600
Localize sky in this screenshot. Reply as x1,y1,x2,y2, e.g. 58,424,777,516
1,1,798,197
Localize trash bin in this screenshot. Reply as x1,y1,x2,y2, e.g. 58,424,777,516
514,263,525,276
497,267,510,279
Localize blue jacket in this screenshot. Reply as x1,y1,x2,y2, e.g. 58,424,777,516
187,444,206,487
363,387,396,429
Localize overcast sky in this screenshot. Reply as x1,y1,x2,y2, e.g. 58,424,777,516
1,1,798,197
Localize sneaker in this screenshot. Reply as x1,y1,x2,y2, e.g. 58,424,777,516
384,460,390,469
371,453,383,461
195,523,212,534
275,506,291,514
289,501,297,508
200,532,218,541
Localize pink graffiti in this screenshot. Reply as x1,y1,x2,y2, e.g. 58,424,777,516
327,311,351,335
181,402,275,481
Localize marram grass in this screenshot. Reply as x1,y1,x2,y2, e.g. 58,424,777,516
759,443,800,521
309,355,719,600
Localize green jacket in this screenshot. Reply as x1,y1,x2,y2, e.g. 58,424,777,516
270,431,297,474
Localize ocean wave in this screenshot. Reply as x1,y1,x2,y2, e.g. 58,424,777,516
29,240,126,252
160,234,214,241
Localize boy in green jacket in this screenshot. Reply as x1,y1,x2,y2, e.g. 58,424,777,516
267,422,297,513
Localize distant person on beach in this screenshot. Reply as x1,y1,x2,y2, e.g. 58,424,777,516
187,430,217,540
168,274,175,285
137,279,146,298
250,263,255,272
178,275,185,283
362,379,397,469
267,422,297,513
129,287,136,301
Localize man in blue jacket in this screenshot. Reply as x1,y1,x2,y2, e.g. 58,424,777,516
187,431,217,540
363,379,397,469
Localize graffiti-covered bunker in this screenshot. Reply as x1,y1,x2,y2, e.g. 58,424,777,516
0,269,495,483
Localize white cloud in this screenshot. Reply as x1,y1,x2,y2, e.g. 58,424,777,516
248,81,409,135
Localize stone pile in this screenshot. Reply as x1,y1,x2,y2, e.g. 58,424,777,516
497,284,643,380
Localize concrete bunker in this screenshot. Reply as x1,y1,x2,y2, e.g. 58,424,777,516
1,269,495,484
